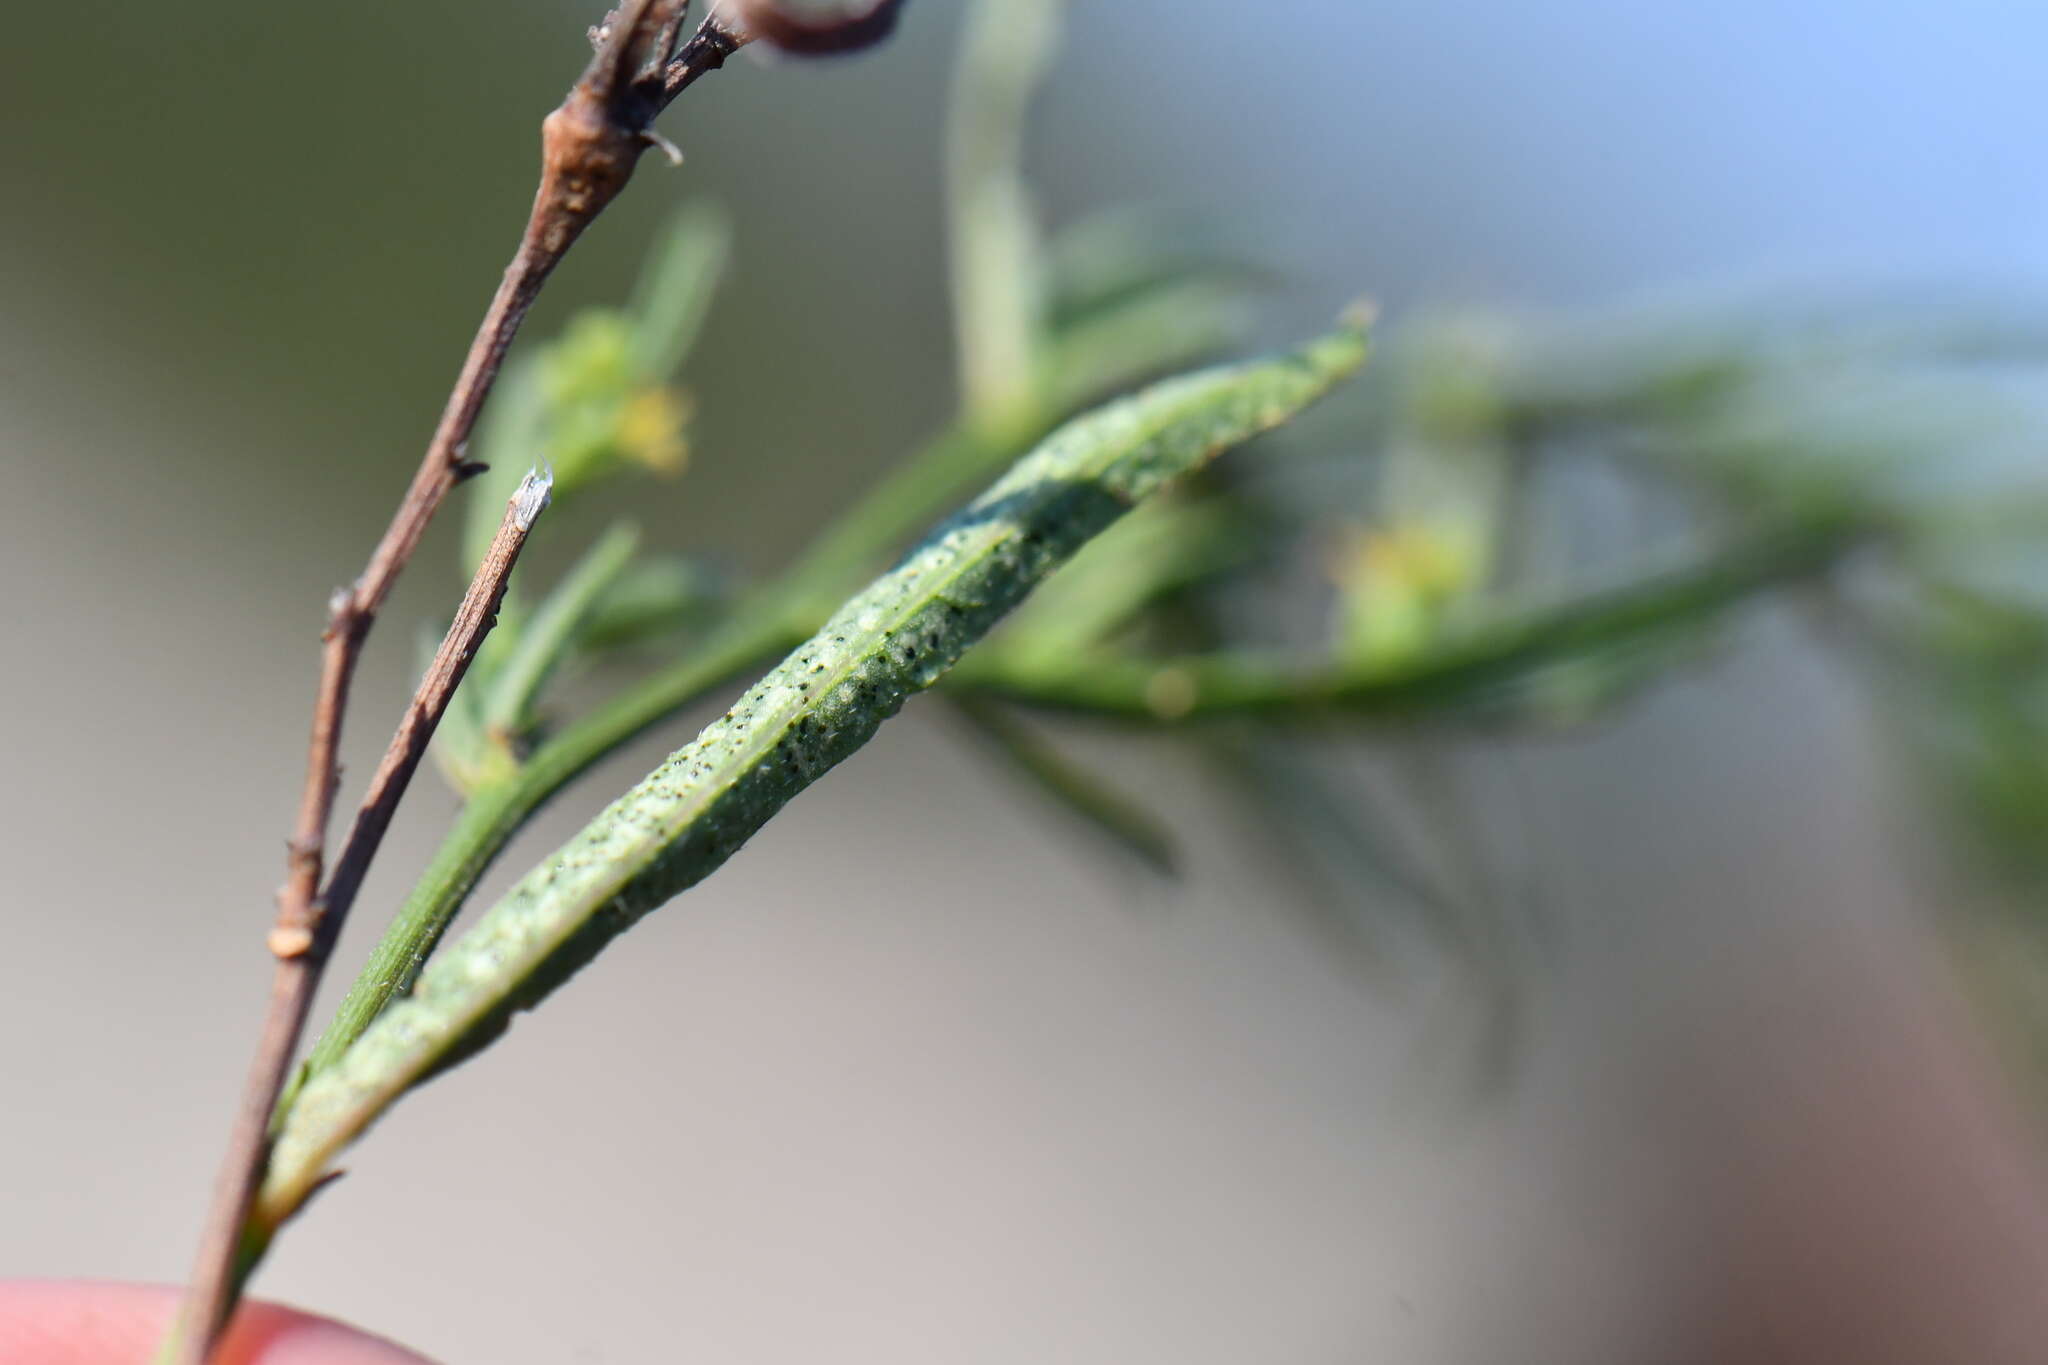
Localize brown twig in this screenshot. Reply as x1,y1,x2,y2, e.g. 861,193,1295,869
171,473,554,1361
172,0,912,1357
301,470,558,965
666,11,750,98
169,5,715,1357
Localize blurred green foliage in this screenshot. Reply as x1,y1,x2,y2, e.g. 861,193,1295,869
394,0,2048,1034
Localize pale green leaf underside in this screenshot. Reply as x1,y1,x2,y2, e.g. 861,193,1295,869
258,324,1367,1227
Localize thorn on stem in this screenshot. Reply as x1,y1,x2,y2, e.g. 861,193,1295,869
642,126,685,166
302,1167,349,1209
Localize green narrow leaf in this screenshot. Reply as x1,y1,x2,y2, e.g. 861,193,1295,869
1215,735,1459,943
947,696,1180,877
629,201,733,383
946,0,1064,421
945,513,1860,721
259,324,1367,1230
994,494,1263,664
1044,206,1262,330
1041,276,1252,416
576,553,731,652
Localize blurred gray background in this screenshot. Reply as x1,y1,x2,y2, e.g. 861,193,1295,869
4,2,2047,1361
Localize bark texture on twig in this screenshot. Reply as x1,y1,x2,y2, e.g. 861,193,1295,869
170,7,727,1351
306,471,556,964
172,2,912,1357
172,473,552,1363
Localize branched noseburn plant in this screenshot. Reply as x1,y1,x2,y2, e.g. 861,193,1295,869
164,0,2048,1359
160,0,1341,1355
